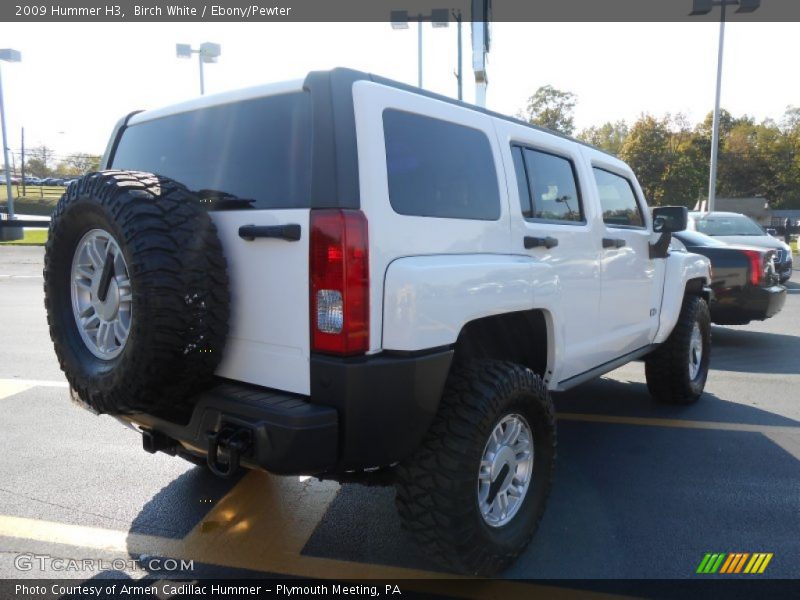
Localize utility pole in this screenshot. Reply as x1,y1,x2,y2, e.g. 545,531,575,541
454,9,463,101
471,0,491,107
20,127,25,197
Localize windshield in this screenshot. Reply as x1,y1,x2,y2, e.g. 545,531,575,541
694,215,765,236
673,230,727,247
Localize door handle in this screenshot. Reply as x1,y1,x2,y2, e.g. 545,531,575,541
238,224,301,242
524,236,559,249
602,237,626,249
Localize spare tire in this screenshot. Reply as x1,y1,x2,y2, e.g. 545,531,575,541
44,170,229,415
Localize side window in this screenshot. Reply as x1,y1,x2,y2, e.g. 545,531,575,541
592,167,645,228
512,145,584,223
383,109,501,220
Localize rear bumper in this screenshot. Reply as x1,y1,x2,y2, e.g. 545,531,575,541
711,285,787,324
123,348,453,475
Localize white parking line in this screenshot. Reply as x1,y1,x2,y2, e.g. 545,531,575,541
0,378,67,400
0,378,67,387
0,274,43,279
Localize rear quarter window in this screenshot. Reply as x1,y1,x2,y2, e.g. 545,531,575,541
111,92,312,210
383,109,501,220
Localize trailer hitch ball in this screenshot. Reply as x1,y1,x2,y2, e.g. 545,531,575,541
206,425,253,478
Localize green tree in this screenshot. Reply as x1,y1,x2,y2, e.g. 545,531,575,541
520,85,577,135
620,114,706,208
578,120,629,156
24,157,51,178
55,153,101,177
27,145,56,176
619,115,670,204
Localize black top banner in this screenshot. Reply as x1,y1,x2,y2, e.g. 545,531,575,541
4,0,800,23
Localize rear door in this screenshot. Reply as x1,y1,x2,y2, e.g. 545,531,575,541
492,120,604,381
109,86,314,394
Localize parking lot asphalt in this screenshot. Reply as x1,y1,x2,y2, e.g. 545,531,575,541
0,246,798,590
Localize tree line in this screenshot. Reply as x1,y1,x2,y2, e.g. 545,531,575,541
520,86,800,209
23,145,101,179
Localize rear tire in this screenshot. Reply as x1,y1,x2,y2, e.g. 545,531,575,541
44,170,229,415
395,360,556,576
645,295,710,405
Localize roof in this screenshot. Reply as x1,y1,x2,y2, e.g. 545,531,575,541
126,67,616,160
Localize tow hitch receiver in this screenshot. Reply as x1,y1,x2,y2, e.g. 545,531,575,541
142,429,177,455
207,425,253,478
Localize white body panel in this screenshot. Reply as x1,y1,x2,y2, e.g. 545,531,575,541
361,77,709,389
653,251,711,345
382,254,558,378
211,209,311,395
352,81,511,355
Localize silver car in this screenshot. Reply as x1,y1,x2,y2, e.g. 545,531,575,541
689,211,793,283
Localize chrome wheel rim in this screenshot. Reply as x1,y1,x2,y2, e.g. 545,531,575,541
477,413,534,528
70,228,132,360
688,322,703,380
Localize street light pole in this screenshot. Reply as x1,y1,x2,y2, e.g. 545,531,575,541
0,65,13,216
198,52,205,95
708,1,727,213
418,21,423,88
0,49,21,223
690,0,761,212
176,42,221,96
391,9,449,91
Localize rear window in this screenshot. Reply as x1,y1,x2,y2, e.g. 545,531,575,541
695,215,765,236
383,109,500,220
111,92,312,210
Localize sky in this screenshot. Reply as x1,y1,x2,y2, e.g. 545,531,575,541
1,21,799,164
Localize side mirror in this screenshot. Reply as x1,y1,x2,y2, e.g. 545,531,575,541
652,206,688,233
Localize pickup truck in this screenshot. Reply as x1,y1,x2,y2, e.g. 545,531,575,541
43,68,712,575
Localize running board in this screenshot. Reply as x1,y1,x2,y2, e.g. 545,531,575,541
555,344,658,391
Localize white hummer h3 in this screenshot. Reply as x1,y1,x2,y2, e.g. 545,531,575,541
44,69,712,575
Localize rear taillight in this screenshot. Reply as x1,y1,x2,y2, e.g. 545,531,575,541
742,249,765,286
310,209,369,355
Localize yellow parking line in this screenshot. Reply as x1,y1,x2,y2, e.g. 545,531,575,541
0,476,628,600
0,514,180,557
173,471,631,598
556,412,799,436
0,511,628,600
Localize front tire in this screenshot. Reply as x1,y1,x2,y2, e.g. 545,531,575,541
395,360,556,575
645,295,711,405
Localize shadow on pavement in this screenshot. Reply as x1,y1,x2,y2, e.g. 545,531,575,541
122,381,800,580
127,465,244,539
710,326,800,376
555,376,800,427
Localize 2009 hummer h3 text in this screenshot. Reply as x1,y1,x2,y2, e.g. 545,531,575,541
44,68,712,575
